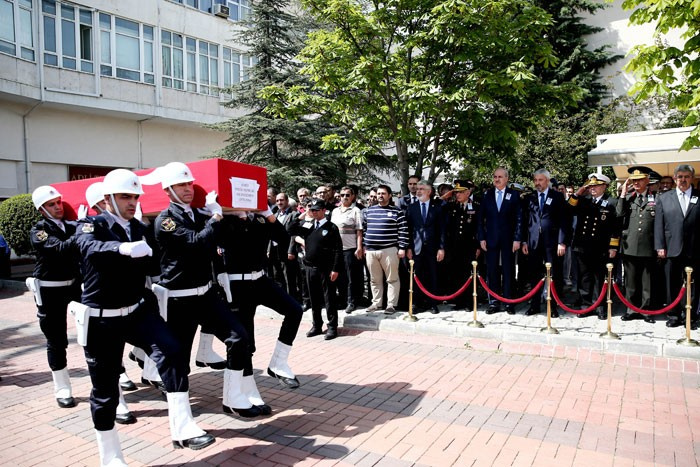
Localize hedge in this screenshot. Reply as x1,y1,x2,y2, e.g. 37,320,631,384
0,194,41,256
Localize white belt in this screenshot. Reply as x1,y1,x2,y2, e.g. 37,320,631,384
167,281,212,298
39,279,75,287
90,299,144,318
227,270,265,281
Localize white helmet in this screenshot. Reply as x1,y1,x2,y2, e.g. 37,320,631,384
85,182,104,208
102,169,144,195
32,185,62,209
160,162,195,189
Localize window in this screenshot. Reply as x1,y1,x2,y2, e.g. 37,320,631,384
42,1,93,71
161,30,184,90
162,31,226,95
227,0,250,21
222,47,255,88
99,13,154,84
0,0,34,61
198,40,218,95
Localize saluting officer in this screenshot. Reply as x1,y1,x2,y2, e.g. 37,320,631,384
75,169,214,466
28,186,81,408
568,173,621,319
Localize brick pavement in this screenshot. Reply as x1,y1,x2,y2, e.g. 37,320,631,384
1,287,699,466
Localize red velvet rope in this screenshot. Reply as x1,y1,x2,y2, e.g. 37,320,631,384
612,282,686,315
550,280,607,315
413,275,473,301
477,276,545,304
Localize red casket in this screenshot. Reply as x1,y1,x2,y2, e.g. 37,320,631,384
52,158,268,220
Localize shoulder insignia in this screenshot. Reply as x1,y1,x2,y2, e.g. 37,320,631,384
81,223,94,234
35,230,48,242
161,217,176,232
257,216,266,223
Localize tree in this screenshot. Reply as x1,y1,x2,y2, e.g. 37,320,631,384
0,194,41,256
623,0,700,150
262,0,581,194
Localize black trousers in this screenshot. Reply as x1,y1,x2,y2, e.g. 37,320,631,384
306,264,338,330
37,284,81,371
413,251,439,307
446,247,475,306
575,250,608,308
336,249,364,307
485,246,515,305
668,256,699,319
527,245,563,309
230,276,303,372
83,295,189,431
166,288,250,373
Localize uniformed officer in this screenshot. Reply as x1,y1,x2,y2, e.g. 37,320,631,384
74,169,214,466
295,198,344,339
28,185,81,408
568,173,621,319
616,166,657,323
215,206,304,390
153,162,262,417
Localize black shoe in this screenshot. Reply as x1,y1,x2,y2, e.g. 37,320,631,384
141,378,167,395
643,316,656,324
551,309,560,318
223,404,263,418
621,312,643,321
430,306,439,314
666,317,682,328
56,397,76,408
120,379,137,391
692,320,698,331
172,433,216,450
128,351,145,369
115,412,137,424
255,404,272,415
324,329,338,340
344,304,356,313
486,305,500,315
525,307,539,316
306,327,324,338
195,360,226,370
597,308,606,320
267,368,300,389
505,306,515,315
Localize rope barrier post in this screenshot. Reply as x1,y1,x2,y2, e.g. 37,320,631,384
600,263,620,340
677,267,698,346
404,259,418,322
540,262,559,334
468,260,483,328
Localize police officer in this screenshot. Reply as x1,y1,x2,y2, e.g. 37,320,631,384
74,169,214,466
153,162,262,417
28,185,81,408
616,166,657,323
215,206,304,390
568,173,621,319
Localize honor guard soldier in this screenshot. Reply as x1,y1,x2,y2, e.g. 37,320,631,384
74,169,214,466
568,173,621,319
28,185,81,408
153,162,262,418
445,181,480,309
215,206,304,391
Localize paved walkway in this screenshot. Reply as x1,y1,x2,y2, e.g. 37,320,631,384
1,287,700,466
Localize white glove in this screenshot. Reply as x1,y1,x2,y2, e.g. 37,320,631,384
77,205,88,220
118,240,153,258
234,210,247,219
134,202,143,221
205,190,223,216
260,207,273,217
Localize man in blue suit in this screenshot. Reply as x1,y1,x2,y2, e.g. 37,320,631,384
406,180,446,313
521,169,571,317
477,167,523,314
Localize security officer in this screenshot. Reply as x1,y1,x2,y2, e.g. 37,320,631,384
74,169,214,466
28,185,81,408
616,166,657,323
153,162,261,417
294,198,344,339
215,206,304,390
568,173,621,319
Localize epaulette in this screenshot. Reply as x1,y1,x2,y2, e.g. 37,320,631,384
568,196,579,207
609,237,620,247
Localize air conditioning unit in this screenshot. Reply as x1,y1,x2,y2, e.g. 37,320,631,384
214,4,230,18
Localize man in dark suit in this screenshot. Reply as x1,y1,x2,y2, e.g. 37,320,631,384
477,167,523,314
406,180,446,313
274,193,302,303
397,175,420,211
521,169,571,317
654,164,700,328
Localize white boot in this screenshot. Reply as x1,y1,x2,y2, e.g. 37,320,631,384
128,347,145,368
195,332,226,369
95,428,128,466
222,369,261,417
242,374,271,415
51,368,75,407
115,387,136,425
267,340,300,388
141,356,165,395
167,392,214,450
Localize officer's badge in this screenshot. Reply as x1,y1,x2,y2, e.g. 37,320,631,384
35,230,48,242
81,223,94,234
257,217,265,223
601,214,606,220
161,218,176,232
322,230,328,236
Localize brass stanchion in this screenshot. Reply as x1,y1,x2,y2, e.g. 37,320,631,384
468,260,483,328
404,259,418,322
540,262,559,334
600,263,620,340
677,267,698,346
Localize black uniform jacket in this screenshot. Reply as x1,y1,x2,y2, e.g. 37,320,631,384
30,218,81,281
293,220,344,272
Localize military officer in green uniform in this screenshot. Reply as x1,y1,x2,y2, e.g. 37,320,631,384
616,166,657,323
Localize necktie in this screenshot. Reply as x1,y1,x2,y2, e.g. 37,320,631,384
187,210,194,222
315,221,320,230
412,196,417,204
421,202,427,221
539,192,545,211
681,192,688,216
496,190,503,211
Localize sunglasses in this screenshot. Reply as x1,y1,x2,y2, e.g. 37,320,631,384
340,193,352,197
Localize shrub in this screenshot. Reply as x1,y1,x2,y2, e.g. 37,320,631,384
0,194,41,256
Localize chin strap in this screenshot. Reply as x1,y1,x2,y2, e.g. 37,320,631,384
109,194,129,222
168,187,186,205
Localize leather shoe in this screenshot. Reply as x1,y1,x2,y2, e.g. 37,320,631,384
430,305,439,314
223,404,262,418
56,397,76,408
344,304,356,313
621,313,641,321
172,433,216,450
505,306,515,315
384,306,396,315
115,411,137,424
141,378,167,396
120,379,137,391
324,329,338,340
256,404,272,415
486,305,500,315
597,309,607,320
666,317,682,328
128,351,145,369
643,316,656,324
550,309,560,318
195,360,226,370
267,368,300,389
306,327,324,337
525,307,539,316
